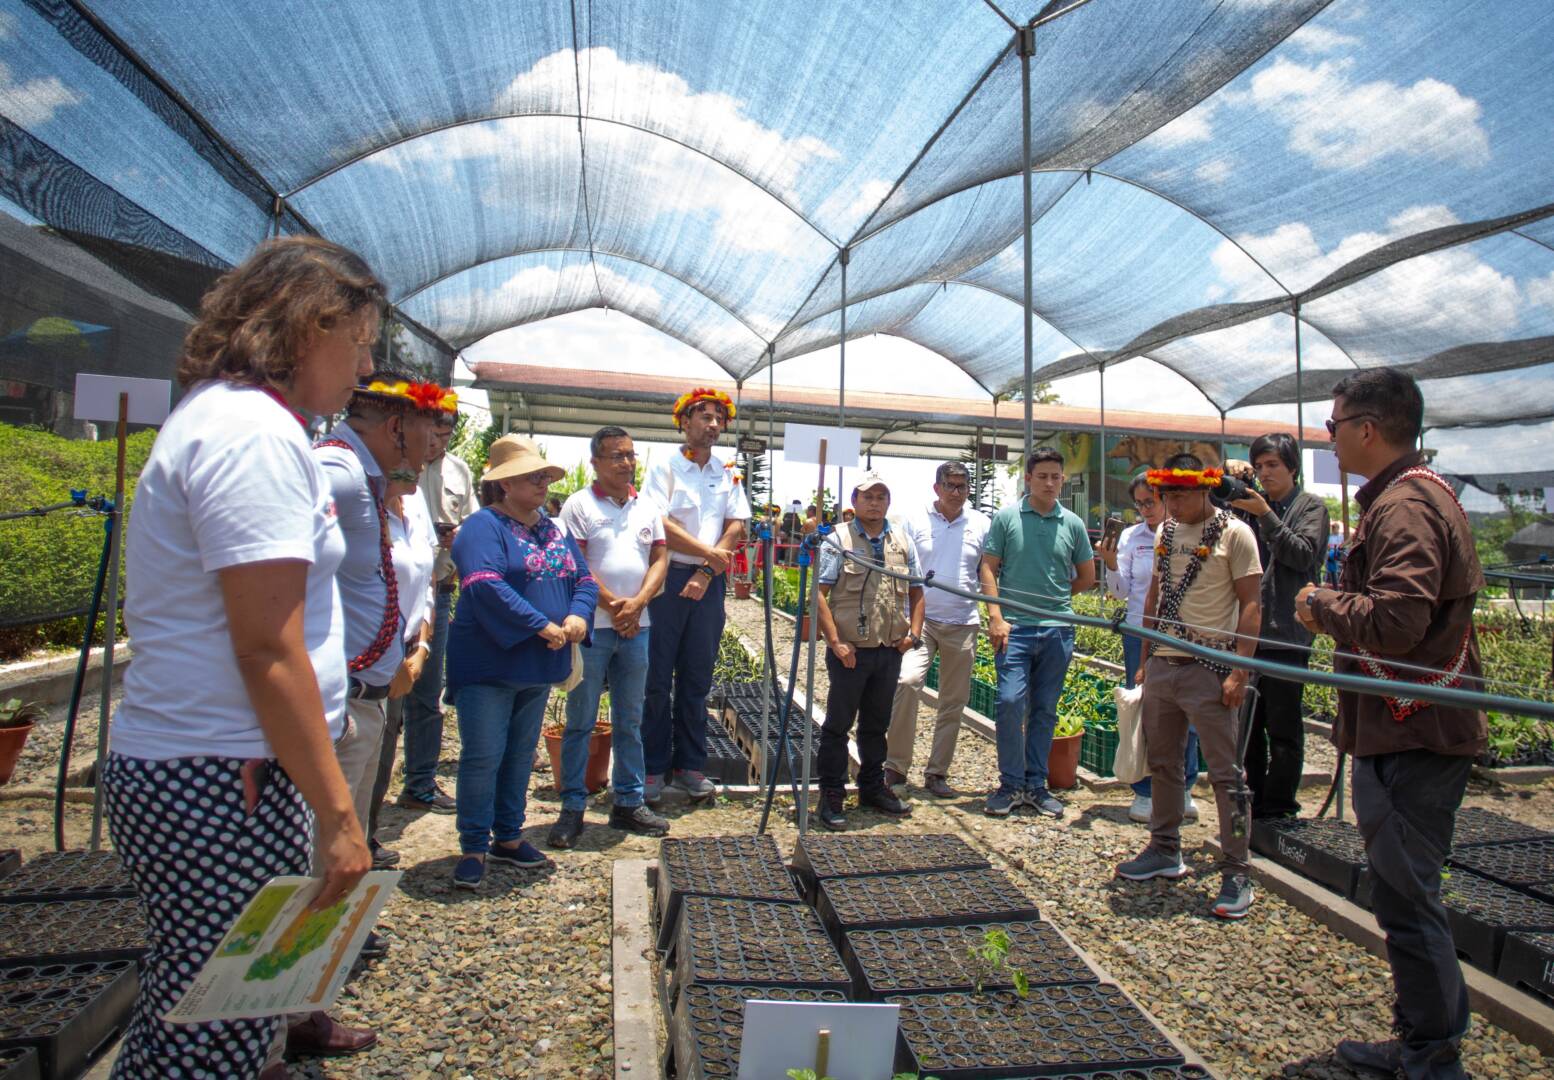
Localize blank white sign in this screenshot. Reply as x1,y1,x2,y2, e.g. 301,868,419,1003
1310,448,1366,489
74,373,172,426
783,423,861,468
737,999,899,1080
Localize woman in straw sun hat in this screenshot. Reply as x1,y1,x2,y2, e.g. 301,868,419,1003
445,435,598,890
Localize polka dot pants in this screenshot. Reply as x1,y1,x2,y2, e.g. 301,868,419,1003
103,753,312,1079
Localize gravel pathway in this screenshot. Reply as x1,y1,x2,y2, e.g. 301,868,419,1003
0,605,1550,1078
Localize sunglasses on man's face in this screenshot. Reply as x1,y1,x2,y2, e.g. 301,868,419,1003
1325,413,1375,437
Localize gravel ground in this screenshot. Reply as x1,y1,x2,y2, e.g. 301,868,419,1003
2,608,1552,1079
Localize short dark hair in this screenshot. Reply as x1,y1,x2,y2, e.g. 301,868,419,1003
1249,432,1300,478
936,461,971,486
1128,473,1155,501
1165,452,1203,472
1330,367,1423,446
590,425,630,458
1025,447,1064,473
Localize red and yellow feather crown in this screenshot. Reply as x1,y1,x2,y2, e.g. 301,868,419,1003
1144,466,1222,489
671,387,736,428
357,378,458,415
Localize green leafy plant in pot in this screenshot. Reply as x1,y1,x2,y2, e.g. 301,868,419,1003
0,698,45,785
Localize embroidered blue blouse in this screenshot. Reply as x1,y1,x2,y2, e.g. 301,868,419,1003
446,506,598,693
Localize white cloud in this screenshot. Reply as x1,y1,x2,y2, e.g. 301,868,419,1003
438,262,660,327
1194,158,1232,184
1151,107,1215,148
1528,271,1554,314
0,61,82,127
1286,25,1360,54
1246,57,1489,170
0,12,14,39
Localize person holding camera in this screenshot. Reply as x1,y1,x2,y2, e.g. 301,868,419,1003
1228,433,1329,820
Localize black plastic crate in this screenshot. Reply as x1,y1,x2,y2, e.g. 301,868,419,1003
0,853,133,904
1498,931,1554,1003
842,920,1096,1000
700,713,751,786
668,981,848,1080
890,984,1185,1079
0,960,137,1080
1450,807,1554,848
816,868,1039,936
0,852,18,881
791,833,990,898
1251,817,1367,899
0,1047,39,1080
1356,867,1554,971
0,899,151,968
1448,839,1554,898
665,896,851,1008
655,836,798,951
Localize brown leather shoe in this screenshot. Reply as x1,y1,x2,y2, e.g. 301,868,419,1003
883,767,908,792
923,774,959,799
286,1010,377,1057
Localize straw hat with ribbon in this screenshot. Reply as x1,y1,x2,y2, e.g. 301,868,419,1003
482,433,565,485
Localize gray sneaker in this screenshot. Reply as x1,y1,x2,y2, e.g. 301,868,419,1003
610,803,670,836
644,773,666,803
1211,872,1255,919
671,769,717,800
1024,788,1065,818
1116,846,1188,881
984,787,1020,817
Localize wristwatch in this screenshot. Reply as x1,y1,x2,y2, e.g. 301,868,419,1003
907,631,922,648
1304,590,1320,608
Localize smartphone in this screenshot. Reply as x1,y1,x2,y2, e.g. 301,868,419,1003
1101,516,1125,546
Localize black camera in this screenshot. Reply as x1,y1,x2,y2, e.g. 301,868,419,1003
1213,474,1253,503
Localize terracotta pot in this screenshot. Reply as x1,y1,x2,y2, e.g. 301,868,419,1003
797,613,813,643
543,726,612,794
733,580,753,600
0,723,32,786
1047,731,1082,791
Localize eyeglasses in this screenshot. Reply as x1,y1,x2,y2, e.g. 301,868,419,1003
598,452,637,464
938,482,969,494
1133,498,1158,510
1325,413,1375,437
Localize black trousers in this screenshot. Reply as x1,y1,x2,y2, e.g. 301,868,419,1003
1246,649,1308,817
819,645,903,792
368,696,405,840
1353,750,1473,1078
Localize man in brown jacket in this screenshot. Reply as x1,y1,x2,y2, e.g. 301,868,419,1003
1296,367,1485,1080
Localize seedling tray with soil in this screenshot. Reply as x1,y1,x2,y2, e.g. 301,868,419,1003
842,919,1096,1000
700,713,752,786
654,835,798,951
0,852,18,881
1448,839,1554,901
1450,807,1554,848
0,1046,38,1080
662,896,851,1011
665,982,848,1080
0,853,133,904
1250,817,1367,899
0,960,137,1080
0,900,150,968
888,983,1186,1079
1497,931,1554,1004
816,868,1039,936
791,832,989,899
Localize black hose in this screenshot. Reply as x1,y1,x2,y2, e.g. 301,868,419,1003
55,514,114,852
758,556,809,835
1315,752,1348,819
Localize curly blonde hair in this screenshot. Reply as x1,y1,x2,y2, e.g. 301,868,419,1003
176,236,386,390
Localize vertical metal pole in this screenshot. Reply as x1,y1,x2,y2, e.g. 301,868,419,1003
89,392,128,850
1097,364,1107,522
800,440,828,834
1018,26,1036,475
764,347,775,790
1294,300,1305,477
838,247,849,515
1219,410,1227,467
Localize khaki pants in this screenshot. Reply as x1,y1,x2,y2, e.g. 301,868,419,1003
885,620,979,779
1142,657,1248,874
312,695,386,874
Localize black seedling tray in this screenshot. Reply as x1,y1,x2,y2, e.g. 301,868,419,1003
0,899,150,968
0,852,18,881
655,835,798,951
1438,870,1554,971
792,832,990,898
0,1047,39,1080
0,853,133,904
1448,839,1554,898
0,960,137,1080
1497,931,1554,1003
669,981,848,1080
816,868,1039,936
890,984,1185,1079
1251,817,1367,899
700,713,751,785
1450,807,1554,848
666,896,851,1008
842,919,1096,1000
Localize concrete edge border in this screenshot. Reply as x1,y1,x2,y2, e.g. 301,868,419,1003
0,644,133,706
1207,838,1554,1056
613,858,662,1078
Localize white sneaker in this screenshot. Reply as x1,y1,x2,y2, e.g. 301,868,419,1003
1183,792,1200,821
1128,794,1152,824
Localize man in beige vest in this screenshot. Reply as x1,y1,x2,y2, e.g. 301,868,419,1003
812,472,924,830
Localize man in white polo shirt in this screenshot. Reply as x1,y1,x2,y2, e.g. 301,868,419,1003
885,461,990,799
642,387,751,802
550,426,671,847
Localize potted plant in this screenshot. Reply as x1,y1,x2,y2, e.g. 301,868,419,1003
0,698,45,786
1046,711,1084,790
733,576,753,600
541,693,613,792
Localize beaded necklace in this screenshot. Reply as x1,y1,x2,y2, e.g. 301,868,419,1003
1154,510,1232,677
315,438,401,673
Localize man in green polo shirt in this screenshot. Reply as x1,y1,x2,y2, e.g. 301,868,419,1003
978,447,1096,817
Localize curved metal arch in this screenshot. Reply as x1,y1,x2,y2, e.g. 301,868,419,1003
399,245,774,346
283,113,840,248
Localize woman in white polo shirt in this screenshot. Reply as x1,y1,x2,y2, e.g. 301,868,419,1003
102,237,376,1080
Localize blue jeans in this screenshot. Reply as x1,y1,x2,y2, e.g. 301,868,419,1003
1123,633,1200,797
402,587,452,799
454,682,550,854
643,565,725,775
562,628,650,811
994,624,1074,793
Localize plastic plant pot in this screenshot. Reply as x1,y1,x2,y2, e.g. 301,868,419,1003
541,723,612,795
1046,732,1083,791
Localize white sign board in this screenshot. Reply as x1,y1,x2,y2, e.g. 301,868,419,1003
1310,448,1366,490
782,423,861,468
166,872,400,1022
737,999,899,1080
74,373,172,426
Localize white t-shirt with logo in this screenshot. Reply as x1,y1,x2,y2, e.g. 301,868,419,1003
642,450,751,566
559,485,666,630
112,381,348,760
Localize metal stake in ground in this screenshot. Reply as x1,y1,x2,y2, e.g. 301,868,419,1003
90,391,128,851
799,438,828,834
